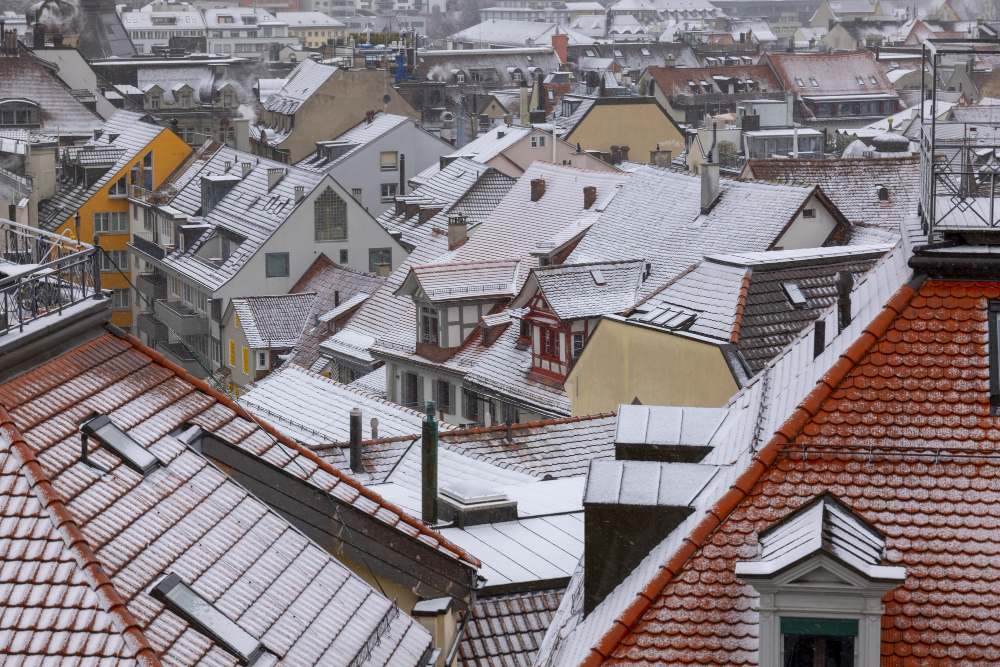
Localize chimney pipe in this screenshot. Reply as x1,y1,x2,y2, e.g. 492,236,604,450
837,271,853,332
349,407,363,473
266,167,286,191
294,185,304,202
530,178,546,202
370,417,379,440
240,162,252,178
700,162,720,214
583,186,597,210
422,401,438,525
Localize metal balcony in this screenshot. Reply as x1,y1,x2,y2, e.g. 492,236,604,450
136,271,166,301
153,300,208,337
136,311,167,343
156,340,207,378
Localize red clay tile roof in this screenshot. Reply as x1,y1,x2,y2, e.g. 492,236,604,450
645,64,781,97
0,330,439,664
596,278,1000,665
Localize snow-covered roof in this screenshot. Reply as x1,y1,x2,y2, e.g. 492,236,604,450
512,259,646,320
275,11,345,27
262,59,337,115
231,292,316,349
297,112,412,172
449,20,595,47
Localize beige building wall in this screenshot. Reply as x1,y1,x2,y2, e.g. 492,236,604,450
567,103,685,164
489,129,620,176
565,318,740,415
289,25,345,48
270,69,420,163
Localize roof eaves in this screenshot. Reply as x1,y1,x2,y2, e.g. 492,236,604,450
582,275,923,665
107,326,482,570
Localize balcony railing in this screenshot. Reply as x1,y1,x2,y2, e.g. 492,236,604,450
136,271,167,301
153,299,208,337
0,220,102,337
157,340,208,378
130,234,166,261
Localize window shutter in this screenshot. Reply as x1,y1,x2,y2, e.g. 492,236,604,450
228,340,235,365
242,346,249,374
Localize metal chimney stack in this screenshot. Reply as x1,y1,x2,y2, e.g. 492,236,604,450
421,401,438,525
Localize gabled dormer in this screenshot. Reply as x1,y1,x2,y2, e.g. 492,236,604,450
395,260,519,358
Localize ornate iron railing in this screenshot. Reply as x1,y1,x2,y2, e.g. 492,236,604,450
0,220,102,337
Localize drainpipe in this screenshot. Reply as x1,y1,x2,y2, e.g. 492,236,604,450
422,400,438,525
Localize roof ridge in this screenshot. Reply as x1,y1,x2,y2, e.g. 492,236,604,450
0,408,162,666
108,328,481,569
583,278,920,664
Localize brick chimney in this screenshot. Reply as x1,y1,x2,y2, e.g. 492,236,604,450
583,186,597,210
530,178,546,202
551,32,569,64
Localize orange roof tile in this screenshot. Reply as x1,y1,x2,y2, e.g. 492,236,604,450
597,279,1000,665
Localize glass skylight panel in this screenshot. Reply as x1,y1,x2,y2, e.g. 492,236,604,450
80,415,161,475
152,573,264,665
782,282,808,308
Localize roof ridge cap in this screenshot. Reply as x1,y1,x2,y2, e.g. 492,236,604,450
583,278,920,664
108,328,481,569
0,408,162,666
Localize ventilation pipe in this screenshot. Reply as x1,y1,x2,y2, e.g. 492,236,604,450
422,401,438,525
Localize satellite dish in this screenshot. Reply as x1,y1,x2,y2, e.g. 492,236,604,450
382,94,391,104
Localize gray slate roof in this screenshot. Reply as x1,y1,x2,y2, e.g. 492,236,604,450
262,59,336,115
458,588,565,667
231,292,317,348
632,245,890,374
0,52,103,137
297,113,411,173
569,165,828,299
515,259,646,320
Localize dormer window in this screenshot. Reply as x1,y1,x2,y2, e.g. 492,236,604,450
420,305,440,345
736,494,906,667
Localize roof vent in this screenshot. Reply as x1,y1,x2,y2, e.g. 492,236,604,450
439,480,517,527
614,404,726,463
80,414,161,475
782,281,807,308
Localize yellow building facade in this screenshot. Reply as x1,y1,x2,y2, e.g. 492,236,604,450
50,130,191,328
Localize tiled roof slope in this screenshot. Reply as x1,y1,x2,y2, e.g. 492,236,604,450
526,260,646,320
0,50,103,136
0,425,135,663
297,113,411,172
289,254,385,368
645,64,781,96
764,51,897,98
535,242,913,667
439,413,617,479
231,292,316,348
637,245,890,374
604,278,1000,665
262,59,336,115
571,165,831,299
747,157,919,231
0,333,437,665
0,331,478,573
458,588,564,667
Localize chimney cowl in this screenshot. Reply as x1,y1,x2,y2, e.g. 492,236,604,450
530,178,546,202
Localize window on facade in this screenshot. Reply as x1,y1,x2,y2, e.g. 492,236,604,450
572,332,585,359
351,187,362,199
541,327,560,359
257,350,269,370
380,183,398,201
781,618,856,667
94,211,128,233
379,151,399,171
109,176,128,197
531,135,546,148
433,379,454,414
368,247,392,273
501,402,518,424
462,388,481,423
265,252,289,278
401,371,420,407
0,101,40,127
314,187,348,241
519,318,530,340
802,208,816,219
420,306,439,345
111,288,131,310
147,93,161,109
100,250,129,272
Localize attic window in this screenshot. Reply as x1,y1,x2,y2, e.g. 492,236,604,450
591,269,607,285
782,282,808,308
80,414,161,475
855,75,866,86
809,77,819,87
868,75,878,85
641,47,651,56
585,49,596,57
794,77,805,87
151,573,267,665
614,49,623,57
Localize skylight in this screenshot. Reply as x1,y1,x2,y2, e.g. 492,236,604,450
794,77,805,86
856,75,866,86
809,77,819,87
782,282,808,308
869,75,878,85
80,414,161,475
152,573,265,665
591,269,607,285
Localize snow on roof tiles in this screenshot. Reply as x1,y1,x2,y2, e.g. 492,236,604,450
297,112,411,172
458,588,564,667
519,259,646,320
231,292,316,349
262,59,336,114
0,332,440,664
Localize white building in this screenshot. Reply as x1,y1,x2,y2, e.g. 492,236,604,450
119,1,207,54
203,7,297,59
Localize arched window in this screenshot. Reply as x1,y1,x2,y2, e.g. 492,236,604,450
314,187,347,241
0,100,40,127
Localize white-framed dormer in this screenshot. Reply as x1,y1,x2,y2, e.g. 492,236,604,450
736,493,905,667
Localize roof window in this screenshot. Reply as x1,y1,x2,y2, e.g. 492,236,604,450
809,77,819,87
855,75,866,86
868,75,878,85
782,282,808,308
591,269,607,285
794,77,805,87
80,414,161,475
152,573,268,665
